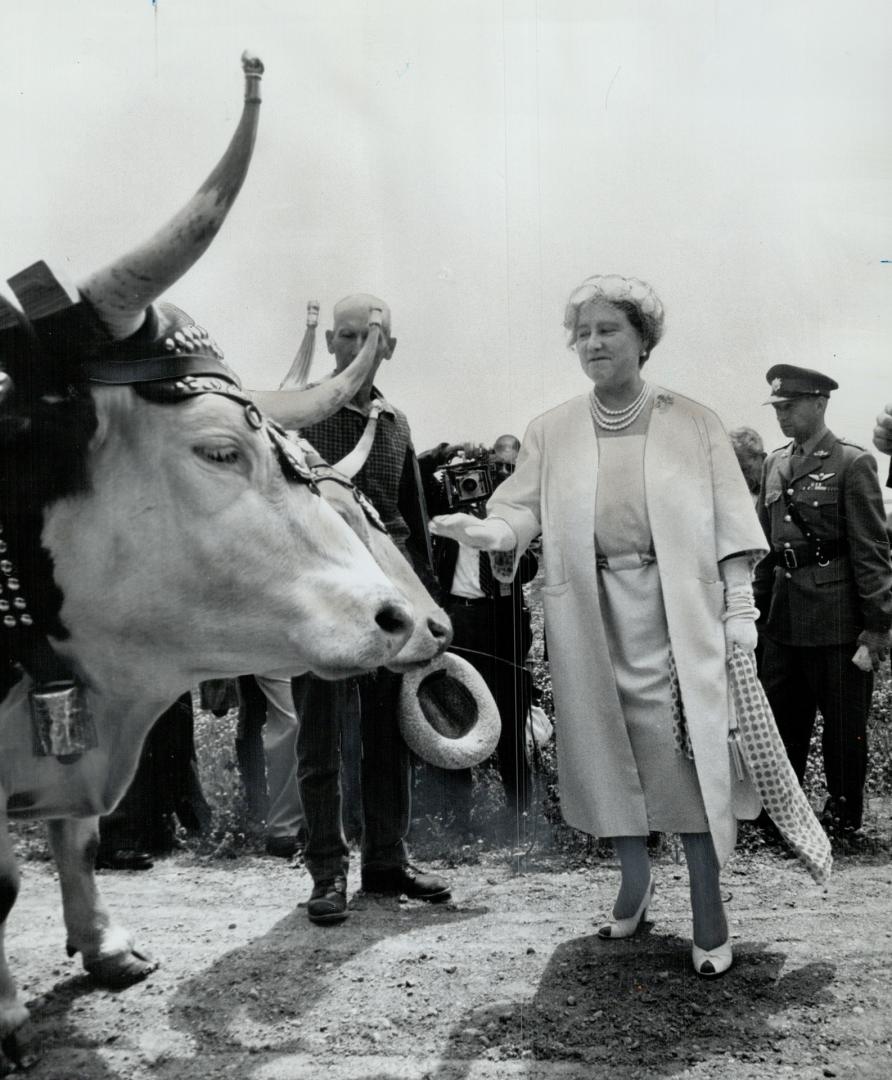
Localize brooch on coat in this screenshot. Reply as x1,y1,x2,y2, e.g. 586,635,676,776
653,392,674,410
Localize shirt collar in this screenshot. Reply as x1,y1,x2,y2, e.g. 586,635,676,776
343,385,396,418
793,425,829,457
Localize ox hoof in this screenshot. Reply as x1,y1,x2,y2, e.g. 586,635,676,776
84,948,158,989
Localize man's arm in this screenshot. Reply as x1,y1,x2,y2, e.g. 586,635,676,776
843,450,892,632
872,403,892,487
398,444,439,596
751,457,774,623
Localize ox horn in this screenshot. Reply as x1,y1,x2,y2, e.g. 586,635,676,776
79,52,264,340
253,308,385,430
278,300,320,390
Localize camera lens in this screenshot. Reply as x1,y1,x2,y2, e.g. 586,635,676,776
459,477,479,494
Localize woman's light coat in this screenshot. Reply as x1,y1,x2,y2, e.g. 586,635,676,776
488,388,768,866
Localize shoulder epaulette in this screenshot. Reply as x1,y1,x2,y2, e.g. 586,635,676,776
837,437,866,451
769,441,793,454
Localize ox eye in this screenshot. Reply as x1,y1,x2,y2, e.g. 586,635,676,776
193,444,241,466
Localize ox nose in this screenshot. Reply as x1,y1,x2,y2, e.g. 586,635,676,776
427,612,453,652
375,600,413,639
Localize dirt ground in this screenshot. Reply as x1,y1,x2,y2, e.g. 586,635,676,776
4,807,892,1080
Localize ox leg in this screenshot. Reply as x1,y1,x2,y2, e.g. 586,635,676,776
46,817,158,988
0,813,29,1064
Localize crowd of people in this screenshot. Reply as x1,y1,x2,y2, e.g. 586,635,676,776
98,275,892,978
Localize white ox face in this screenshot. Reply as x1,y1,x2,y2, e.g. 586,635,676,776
308,474,453,673
41,386,420,695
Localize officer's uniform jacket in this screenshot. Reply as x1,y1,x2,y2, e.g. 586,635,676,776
753,428,892,645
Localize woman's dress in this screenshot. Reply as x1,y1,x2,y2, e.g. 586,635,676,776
594,403,708,833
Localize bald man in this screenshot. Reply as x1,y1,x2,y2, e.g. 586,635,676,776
292,294,451,924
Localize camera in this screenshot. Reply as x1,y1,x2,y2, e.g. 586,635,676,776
441,461,492,510
438,449,515,513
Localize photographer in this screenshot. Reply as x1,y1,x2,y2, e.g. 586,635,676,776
419,436,538,837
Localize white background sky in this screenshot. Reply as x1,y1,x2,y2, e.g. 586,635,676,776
2,0,891,465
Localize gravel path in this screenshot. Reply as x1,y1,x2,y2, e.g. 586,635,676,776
4,829,891,1079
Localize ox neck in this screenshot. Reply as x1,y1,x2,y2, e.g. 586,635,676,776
48,635,194,718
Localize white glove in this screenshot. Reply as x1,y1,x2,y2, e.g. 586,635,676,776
429,513,516,551
724,616,758,657
719,555,759,658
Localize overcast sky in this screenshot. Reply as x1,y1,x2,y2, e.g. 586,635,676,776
3,0,891,463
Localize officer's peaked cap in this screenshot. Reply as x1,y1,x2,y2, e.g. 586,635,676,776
764,364,838,405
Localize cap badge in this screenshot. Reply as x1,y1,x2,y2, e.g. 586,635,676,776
770,377,782,393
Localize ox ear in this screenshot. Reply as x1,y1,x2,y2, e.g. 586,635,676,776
1,262,111,403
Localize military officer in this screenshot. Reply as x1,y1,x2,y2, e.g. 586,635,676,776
754,364,892,837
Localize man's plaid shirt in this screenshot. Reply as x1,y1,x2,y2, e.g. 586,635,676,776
300,390,433,578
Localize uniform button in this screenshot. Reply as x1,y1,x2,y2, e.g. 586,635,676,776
813,501,819,507
784,514,792,522
783,541,791,548
784,572,792,579
787,488,794,495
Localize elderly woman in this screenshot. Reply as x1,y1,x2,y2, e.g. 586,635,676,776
432,275,768,977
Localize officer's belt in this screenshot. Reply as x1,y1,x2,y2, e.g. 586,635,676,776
768,539,848,570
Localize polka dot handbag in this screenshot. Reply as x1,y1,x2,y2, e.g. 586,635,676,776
727,645,833,885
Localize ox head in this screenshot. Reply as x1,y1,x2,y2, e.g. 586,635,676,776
0,54,437,704
296,455,453,673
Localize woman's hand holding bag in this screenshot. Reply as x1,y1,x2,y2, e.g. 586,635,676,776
719,555,759,658
723,610,759,656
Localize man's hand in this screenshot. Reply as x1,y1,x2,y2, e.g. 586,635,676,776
855,628,892,672
430,514,516,551
872,404,892,455
419,442,465,466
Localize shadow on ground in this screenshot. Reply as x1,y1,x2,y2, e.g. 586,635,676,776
423,929,836,1079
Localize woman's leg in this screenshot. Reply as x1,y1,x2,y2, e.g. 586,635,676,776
681,832,727,950
611,835,651,917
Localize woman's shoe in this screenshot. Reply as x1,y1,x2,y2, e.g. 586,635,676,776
597,877,655,939
692,938,733,977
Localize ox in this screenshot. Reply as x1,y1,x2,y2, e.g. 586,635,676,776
0,55,450,1061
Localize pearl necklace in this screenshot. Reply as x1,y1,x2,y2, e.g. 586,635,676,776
589,382,651,430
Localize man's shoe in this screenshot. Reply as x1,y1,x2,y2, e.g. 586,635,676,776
361,864,451,902
265,835,304,859
307,876,349,925
96,848,154,871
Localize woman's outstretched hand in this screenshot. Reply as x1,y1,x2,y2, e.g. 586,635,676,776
429,514,516,551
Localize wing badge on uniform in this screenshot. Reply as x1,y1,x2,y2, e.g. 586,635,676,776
808,472,836,482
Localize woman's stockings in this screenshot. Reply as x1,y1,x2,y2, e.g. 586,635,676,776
681,831,727,950
611,835,651,918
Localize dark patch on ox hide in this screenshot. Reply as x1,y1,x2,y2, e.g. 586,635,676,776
0,308,99,688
